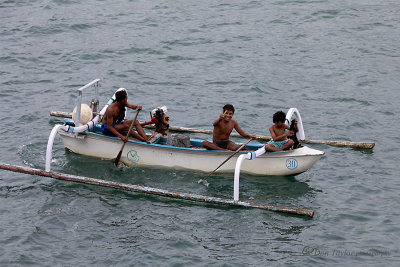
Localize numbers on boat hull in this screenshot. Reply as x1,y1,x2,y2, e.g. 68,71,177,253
286,158,298,170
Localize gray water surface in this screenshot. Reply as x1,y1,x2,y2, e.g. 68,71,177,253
1,0,399,266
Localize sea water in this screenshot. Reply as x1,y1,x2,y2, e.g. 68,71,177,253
1,0,399,265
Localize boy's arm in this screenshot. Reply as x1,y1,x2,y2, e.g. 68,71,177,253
234,121,256,139
270,125,293,141
126,103,142,110
213,114,224,126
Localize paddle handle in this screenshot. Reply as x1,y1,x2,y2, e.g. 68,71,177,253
203,138,254,181
115,109,140,166
125,109,141,140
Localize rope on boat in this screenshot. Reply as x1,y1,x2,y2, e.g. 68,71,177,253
49,110,375,149
0,162,314,217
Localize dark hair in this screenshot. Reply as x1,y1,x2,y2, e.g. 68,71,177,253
115,90,127,102
223,104,235,114
273,110,286,123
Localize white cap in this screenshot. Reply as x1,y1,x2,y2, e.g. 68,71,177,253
151,106,168,116
116,87,127,95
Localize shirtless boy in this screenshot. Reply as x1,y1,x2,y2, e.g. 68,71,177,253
264,111,295,152
202,104,256,151
101,89,150,143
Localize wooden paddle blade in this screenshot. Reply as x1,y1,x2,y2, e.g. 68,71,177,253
114,109,140,167
114,150,123,166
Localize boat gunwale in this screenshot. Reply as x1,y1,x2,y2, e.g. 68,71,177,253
59,130,324,158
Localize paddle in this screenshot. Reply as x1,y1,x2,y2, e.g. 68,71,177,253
115,109,140,166
198,138,254,186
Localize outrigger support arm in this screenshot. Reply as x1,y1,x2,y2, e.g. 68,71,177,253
45,81,134,172
45,117,100,172
233,107,304,202
45,79,102,172
234,146,266,202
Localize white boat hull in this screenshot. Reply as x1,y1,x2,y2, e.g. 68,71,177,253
59,131,324,176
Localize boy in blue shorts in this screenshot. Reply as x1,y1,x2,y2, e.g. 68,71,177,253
101,89,150,143
264,111,295,152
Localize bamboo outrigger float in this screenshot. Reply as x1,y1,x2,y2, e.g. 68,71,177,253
0,163,314,217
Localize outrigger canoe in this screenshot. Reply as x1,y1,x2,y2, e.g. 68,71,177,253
45,79,324,176
58,128,324,176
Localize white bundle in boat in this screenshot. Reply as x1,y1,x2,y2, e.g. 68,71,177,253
72,104,93,126
166,134,191,147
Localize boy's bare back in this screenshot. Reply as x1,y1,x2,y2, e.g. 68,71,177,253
102,102,120,125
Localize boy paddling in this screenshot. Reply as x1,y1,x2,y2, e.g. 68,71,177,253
101,89,150,143
202,104,256,151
